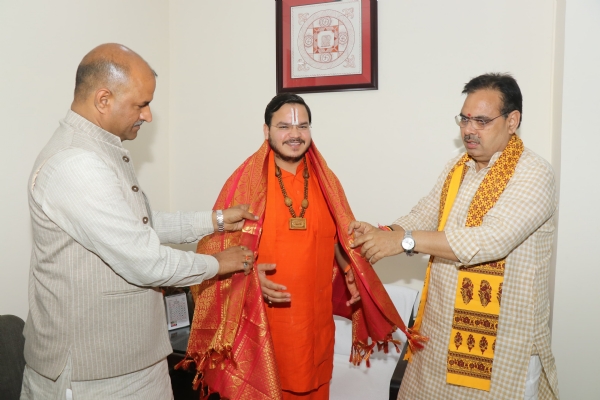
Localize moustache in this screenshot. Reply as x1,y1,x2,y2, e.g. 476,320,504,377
133,120,144,127
463,134,480,144
284,138,305,145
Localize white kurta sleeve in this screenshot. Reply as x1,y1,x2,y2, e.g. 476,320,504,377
152,210,215,244
33,149,219,287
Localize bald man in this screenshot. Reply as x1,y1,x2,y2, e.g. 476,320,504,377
21,44,257,400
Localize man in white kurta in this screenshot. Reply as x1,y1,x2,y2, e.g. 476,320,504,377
350,73,559,399
21,43,256,400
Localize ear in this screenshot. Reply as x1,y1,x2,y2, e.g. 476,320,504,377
94,88,112,115
506,110,521,134
263,123,270,140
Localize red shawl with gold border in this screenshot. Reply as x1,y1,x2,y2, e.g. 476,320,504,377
176,141,421,399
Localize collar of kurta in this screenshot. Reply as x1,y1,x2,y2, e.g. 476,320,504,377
176,140,420,400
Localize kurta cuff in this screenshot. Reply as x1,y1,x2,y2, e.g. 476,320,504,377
202,255,220,280
445,227,480,266
194,211,215,238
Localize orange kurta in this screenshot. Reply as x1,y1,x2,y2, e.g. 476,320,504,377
257,151,336,395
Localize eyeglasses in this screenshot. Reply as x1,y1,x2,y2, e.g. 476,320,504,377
455,113,507,130
270,124,311,134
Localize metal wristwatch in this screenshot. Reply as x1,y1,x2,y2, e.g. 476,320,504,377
216,209,224,232
401,230,415,256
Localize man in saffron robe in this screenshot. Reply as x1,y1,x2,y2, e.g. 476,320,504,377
253,93,359,399
179,94,420,400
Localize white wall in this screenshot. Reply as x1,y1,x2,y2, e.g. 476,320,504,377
0,0,171,319
552,1,600,398
169,0,558,296
2,1,595,397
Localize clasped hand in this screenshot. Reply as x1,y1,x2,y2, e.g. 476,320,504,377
211,204,259,275
213,245,255,276
347,221,404,264
213,204,259,232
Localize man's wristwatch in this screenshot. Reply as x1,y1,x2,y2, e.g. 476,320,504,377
216,209,224,232
401,230,415,256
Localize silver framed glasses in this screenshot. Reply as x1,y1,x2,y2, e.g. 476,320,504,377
455,113,508,130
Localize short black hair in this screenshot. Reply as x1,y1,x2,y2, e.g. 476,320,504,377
463,73,523,128
264,93,312,126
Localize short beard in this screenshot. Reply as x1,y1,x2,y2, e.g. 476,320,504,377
268,135,311,163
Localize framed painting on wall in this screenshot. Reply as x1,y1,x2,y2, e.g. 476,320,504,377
276,0,378,94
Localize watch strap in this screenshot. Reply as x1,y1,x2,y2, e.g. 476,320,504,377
216,209,224,232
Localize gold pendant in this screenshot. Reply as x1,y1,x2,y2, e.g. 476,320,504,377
289,218,307,230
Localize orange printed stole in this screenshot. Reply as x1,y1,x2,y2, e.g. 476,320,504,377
176,141,419,400
407,135,523,391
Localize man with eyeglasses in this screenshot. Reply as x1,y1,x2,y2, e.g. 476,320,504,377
178,93,413,400
349,73,560,399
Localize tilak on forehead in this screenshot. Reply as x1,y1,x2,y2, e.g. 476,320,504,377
290,107,299,126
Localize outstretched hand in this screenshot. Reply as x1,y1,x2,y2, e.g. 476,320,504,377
348,221,404,264
257,263,291,305
215,204,259,232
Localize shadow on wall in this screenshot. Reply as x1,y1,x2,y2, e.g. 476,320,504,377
122,114,159,172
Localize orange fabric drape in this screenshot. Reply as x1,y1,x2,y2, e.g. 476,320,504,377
176,141,424,400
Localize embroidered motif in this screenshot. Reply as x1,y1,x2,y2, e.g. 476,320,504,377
454,331,463,350
478,280,493,307
479,336,489,355
452,309,498,336
467,334,475,352
459,260,506,276
461,277,474,305
497,282,503,306
447,351,493,380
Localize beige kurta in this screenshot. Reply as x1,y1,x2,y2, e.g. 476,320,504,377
396,147,560,399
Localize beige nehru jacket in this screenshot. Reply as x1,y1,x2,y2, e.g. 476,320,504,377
25,111,218,381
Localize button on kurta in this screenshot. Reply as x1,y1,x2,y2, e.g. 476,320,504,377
142,217,149,224
132,186,139,192
122,156,130,162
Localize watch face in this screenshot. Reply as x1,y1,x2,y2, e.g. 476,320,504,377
402,238,415,250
